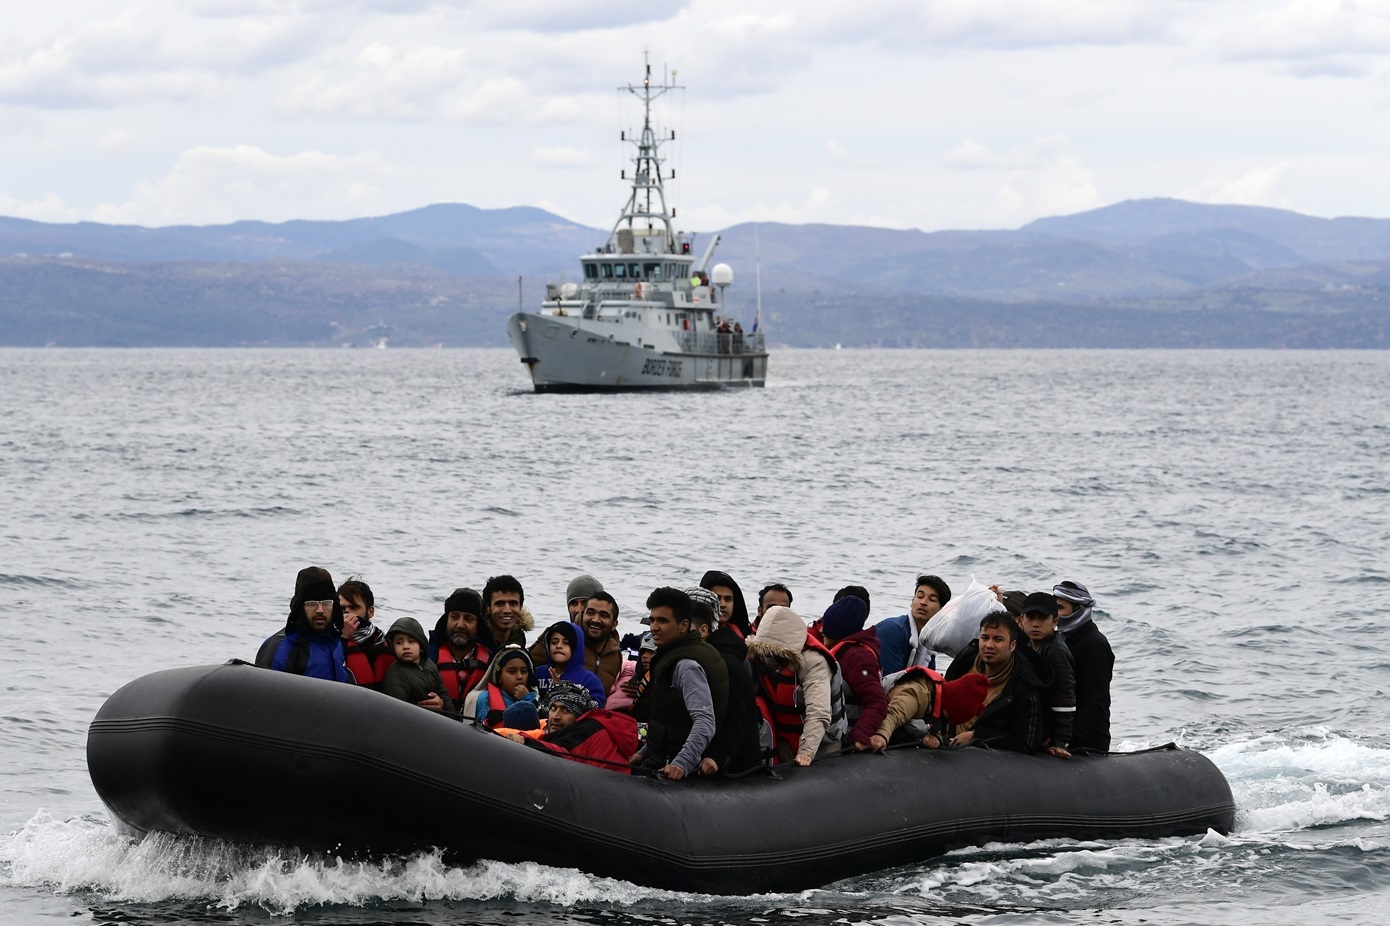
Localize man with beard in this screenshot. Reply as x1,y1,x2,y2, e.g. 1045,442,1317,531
578,591,624,694
480,574,533,649
259,566,352,683
700,570,752,638
1054,580,1114,753
944,611,1052,753
533,589,623,694
876,574,951,675
428,587,492,708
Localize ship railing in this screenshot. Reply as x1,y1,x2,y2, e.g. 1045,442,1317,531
678,331,765,355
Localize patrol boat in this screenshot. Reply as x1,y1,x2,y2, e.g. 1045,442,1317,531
507,61,768,392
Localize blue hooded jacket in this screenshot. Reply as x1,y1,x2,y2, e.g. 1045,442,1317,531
535,621,607,707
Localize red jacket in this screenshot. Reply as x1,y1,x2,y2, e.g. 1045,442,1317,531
344,632,394,688
524,708,640,773
830,628,888,747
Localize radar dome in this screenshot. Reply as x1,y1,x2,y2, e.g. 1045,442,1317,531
710,263,734,286
560,282,580,298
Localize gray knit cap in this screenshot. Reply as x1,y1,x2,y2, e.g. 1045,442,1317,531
565,574,604,603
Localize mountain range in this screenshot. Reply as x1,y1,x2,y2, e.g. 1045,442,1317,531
2,198,1388,347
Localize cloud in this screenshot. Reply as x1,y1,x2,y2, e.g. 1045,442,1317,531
1180,163,1292,208
0,192,82,223
98,129,138,155
532,146,593,168
469,0,693,33
86,145,403,225
943,135,1078,171
277,42,470,118
1203,0,1390,73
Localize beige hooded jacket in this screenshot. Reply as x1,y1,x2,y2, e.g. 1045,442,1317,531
746,605,832,761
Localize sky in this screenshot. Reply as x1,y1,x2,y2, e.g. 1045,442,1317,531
3,0,1390,233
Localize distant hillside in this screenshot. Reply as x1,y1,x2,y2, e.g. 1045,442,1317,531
2,198,1389,347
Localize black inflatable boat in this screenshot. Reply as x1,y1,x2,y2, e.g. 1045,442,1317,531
87,662,1236,894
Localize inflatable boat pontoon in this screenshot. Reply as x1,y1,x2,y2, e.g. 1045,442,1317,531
87,662,1236,894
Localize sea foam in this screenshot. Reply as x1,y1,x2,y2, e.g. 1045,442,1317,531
0,810,717,914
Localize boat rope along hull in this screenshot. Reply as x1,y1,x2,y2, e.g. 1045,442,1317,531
87,663,1235,895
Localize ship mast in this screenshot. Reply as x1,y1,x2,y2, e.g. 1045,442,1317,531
611,54,682,255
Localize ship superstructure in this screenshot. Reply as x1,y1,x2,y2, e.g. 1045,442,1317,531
507,58,767,391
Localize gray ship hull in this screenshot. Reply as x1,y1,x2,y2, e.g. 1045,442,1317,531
507,312,767,392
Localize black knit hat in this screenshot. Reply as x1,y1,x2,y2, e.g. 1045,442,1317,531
444,587,483,617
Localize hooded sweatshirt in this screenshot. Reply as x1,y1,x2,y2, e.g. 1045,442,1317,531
700,570,752,638
746,605,834,762
380,617,454,713
534,621,607,707
468,645,539,725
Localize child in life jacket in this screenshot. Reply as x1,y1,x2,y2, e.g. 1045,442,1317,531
1014,591,1077,758
467,645,539,729
505,680,640,773
535,621,607,708
868,671,990,751
379,617,454,714
746,605,841,766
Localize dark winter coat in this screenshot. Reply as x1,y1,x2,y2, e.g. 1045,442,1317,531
946,640,1052,753
1031,633,1076,749
380,659,454,713
702,625,762,774
831,628,889,748
1062,619,1114,753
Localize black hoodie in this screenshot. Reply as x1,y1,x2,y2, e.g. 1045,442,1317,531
700,570,752,638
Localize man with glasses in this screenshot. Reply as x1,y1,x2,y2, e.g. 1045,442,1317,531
255,566,353,683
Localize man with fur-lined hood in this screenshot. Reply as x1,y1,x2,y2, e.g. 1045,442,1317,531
746,605,841,766
479,574,534,650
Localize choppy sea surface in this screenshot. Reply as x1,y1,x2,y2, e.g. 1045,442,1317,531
1,347,1387,925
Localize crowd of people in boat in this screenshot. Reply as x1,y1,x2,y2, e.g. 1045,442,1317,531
253,567,1114,778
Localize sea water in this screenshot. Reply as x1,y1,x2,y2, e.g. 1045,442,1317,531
1,347,1387,925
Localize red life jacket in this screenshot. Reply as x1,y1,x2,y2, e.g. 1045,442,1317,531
484,682,507,728
752,659,801,763
752,640,841,763
343,643,394,688
437,641,492,703
895,665,947,726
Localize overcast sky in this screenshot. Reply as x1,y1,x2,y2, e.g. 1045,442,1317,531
3,1,1389,233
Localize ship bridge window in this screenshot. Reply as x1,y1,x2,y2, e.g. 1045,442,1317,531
584,264,598,280
613,263,627,279
644,262,661,279
629,262,642,279
600,263,613,279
